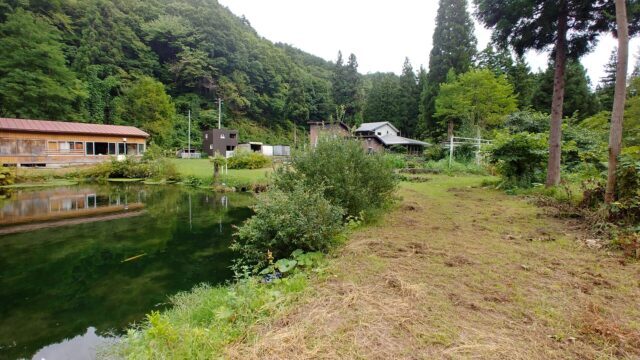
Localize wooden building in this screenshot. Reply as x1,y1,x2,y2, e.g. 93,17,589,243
0,118,148,167
202,129,238,157
308,121,350,147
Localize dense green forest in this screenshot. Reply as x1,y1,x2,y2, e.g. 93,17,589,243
0,0,637,150
0,0,341,147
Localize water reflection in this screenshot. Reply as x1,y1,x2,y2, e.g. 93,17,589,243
0,184,254,359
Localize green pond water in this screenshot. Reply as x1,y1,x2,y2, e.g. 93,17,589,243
0,184,254,360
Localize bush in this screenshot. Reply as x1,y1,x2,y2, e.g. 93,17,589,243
0,167,15,187
274,137,397,218
487,131,548,187
227,150,271,169
424,145,446,161
233,181,344,265
384,153,407,169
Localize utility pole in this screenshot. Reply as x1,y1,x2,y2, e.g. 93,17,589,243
217,98,223,129
187,109,191,158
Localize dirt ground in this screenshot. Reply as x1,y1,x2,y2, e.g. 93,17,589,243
228,175,640,360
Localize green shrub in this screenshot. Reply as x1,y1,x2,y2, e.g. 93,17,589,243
0,167,15,187
487,131,548,187
227,150,271,169
233,181,344,266
384,153,407,169
424,145,446,161
274,137,397,218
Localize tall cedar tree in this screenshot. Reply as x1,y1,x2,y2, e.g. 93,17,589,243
597,49,618,111
363,73,402,126
332,51,362,124
474,0,640,186
398,58,420,137
606,0,630,203
421,0,477,139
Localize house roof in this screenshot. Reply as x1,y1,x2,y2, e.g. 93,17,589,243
379,134,429,146
0,118,150,138
354,122,399,133
308,121,350,131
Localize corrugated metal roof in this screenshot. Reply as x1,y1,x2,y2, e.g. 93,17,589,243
0,118,149,138
355,122,400,133
378,134,429,146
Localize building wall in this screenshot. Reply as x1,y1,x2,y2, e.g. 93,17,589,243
309,123,350,147
0,131,146,166
202,129,238,156
360,137,385,153
372,124,399,136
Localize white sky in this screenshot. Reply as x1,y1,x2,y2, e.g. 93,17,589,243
218,0,640,87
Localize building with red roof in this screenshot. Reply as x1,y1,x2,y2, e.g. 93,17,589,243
0,118,149,167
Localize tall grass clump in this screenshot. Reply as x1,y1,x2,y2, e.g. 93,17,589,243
274,136,397,218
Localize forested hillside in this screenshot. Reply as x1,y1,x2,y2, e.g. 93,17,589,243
0,0,339,147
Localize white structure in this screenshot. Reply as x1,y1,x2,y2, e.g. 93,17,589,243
355,122,400,137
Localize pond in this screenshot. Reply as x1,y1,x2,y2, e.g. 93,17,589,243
0,184,255,360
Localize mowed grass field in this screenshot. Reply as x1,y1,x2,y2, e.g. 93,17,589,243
227,175,640,359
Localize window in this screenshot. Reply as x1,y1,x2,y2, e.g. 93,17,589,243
59,142,71,152
108,143,116,155
230,133,236,139
86,142,95,155
48,141,58,151
205,134,209,139
75,142,83,151
397,132,400,136
220,134,226,139
118,143,126,155
94,142,107,155
137,144,145,154
226,145,235,151
0,139,17,155
209,144,214,150
377,132,381,136
127,143,137,155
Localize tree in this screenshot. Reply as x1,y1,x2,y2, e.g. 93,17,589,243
532,61,599,119
332,52,362,124
597,49,618,111
421,0,477,139
363,73,401,125
435,69,518,138
606,0,630,203
118,76,176,146
474,0,640,186
0,9,86,120
398,58,420,137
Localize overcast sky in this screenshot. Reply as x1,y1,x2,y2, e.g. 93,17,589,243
218,0,640,87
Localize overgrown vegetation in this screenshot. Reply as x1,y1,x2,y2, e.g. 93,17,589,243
76,157,181,182
227,150,271,170
275,137,397,218
233,181,344,265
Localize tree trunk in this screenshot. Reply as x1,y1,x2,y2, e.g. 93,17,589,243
546,8,568,187
447,120,454,140
605,0,629,203
213,163,220,183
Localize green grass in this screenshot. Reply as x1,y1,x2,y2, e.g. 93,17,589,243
170,159,273,187
115,272,312,359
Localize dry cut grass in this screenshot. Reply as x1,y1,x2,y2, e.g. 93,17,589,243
226,175,640,360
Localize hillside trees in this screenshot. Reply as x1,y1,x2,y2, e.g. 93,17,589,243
474,0,640,186
420,0,477,139
363,73,402,126
0,9,86,120
332,52,362,124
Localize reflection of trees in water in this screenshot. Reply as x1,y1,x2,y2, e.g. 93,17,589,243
0,186,254,360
